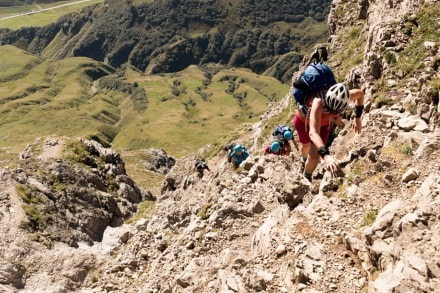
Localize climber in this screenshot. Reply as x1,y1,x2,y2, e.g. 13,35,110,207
292,83,364,181
263,140,289,156
194,158,210,177
271,124,298,154
229,144,249,168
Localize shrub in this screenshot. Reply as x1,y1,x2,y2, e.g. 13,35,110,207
375,95,393,108
359,210,378,227
400,141,413,155
16,184,41,204
22,204,48,229
384,51,397,65
131,87,148,111
64,140,95,167
197,203,212,220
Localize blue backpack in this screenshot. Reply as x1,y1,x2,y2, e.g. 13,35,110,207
292,63,336,106
272,125,291,137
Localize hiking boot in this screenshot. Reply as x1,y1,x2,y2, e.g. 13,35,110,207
303,171,313,182
300,156,307,173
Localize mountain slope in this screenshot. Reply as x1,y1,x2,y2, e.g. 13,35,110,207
77,0,440,290
0,0,331,83
82,0,439,291
0,0,439,292
0,45,289,161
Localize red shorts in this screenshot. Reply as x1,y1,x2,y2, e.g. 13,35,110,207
292,111,331,145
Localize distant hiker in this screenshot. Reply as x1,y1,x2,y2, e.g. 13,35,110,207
229,144,249,168
271,124,298,154
264,140,289,156
292,83,365,181
194,158,210,177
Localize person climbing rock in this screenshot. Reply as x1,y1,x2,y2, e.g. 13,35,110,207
292,83,364,181
271,124,298,155
229,144,249,168
194,158,210,177
263,140,290,156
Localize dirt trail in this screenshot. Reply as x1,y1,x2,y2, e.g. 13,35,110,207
0,172,28,261
37,137,67,160
0,185,26,233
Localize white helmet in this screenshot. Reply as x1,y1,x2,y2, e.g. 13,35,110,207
325,83,349,113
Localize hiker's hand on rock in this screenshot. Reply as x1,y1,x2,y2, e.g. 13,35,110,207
323,155,339,175
352,118,362,134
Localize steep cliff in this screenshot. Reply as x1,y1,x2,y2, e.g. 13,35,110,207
78,0,439,291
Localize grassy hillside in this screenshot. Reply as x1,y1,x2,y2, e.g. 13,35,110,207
0,0,329,191
0,0,331,83
0,0,103,30
0,0,61,6
0,45,289,163
120,65,288,154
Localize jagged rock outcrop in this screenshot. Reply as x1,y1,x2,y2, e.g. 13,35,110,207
0,0,439,292
326,1,440,289
78,111,439,292
142,148,176,174
1,116,439,292
16,137,154,246
78,0,439,291
0,137,154,292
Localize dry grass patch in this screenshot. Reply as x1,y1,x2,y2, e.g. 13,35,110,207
358,210,378,227
120,150,165,194
125,200,155,224
347,159,372,181
294,220,320,238
381,140,414,162
331,24,366,79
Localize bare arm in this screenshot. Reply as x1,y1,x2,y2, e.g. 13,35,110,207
349,89,364,105
349,89,365,134
308,98,325,148
309,98,339,174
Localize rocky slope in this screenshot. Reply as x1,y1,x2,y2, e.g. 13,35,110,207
0,0,440,292
0,137,155,292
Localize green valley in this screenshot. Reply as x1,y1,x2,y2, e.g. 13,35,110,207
0,45,289,161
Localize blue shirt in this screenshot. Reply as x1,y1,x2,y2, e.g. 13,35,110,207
230,150,249,166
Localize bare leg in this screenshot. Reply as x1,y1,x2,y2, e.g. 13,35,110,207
304,143,319,176
285,142,292,155
301,143,310,161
